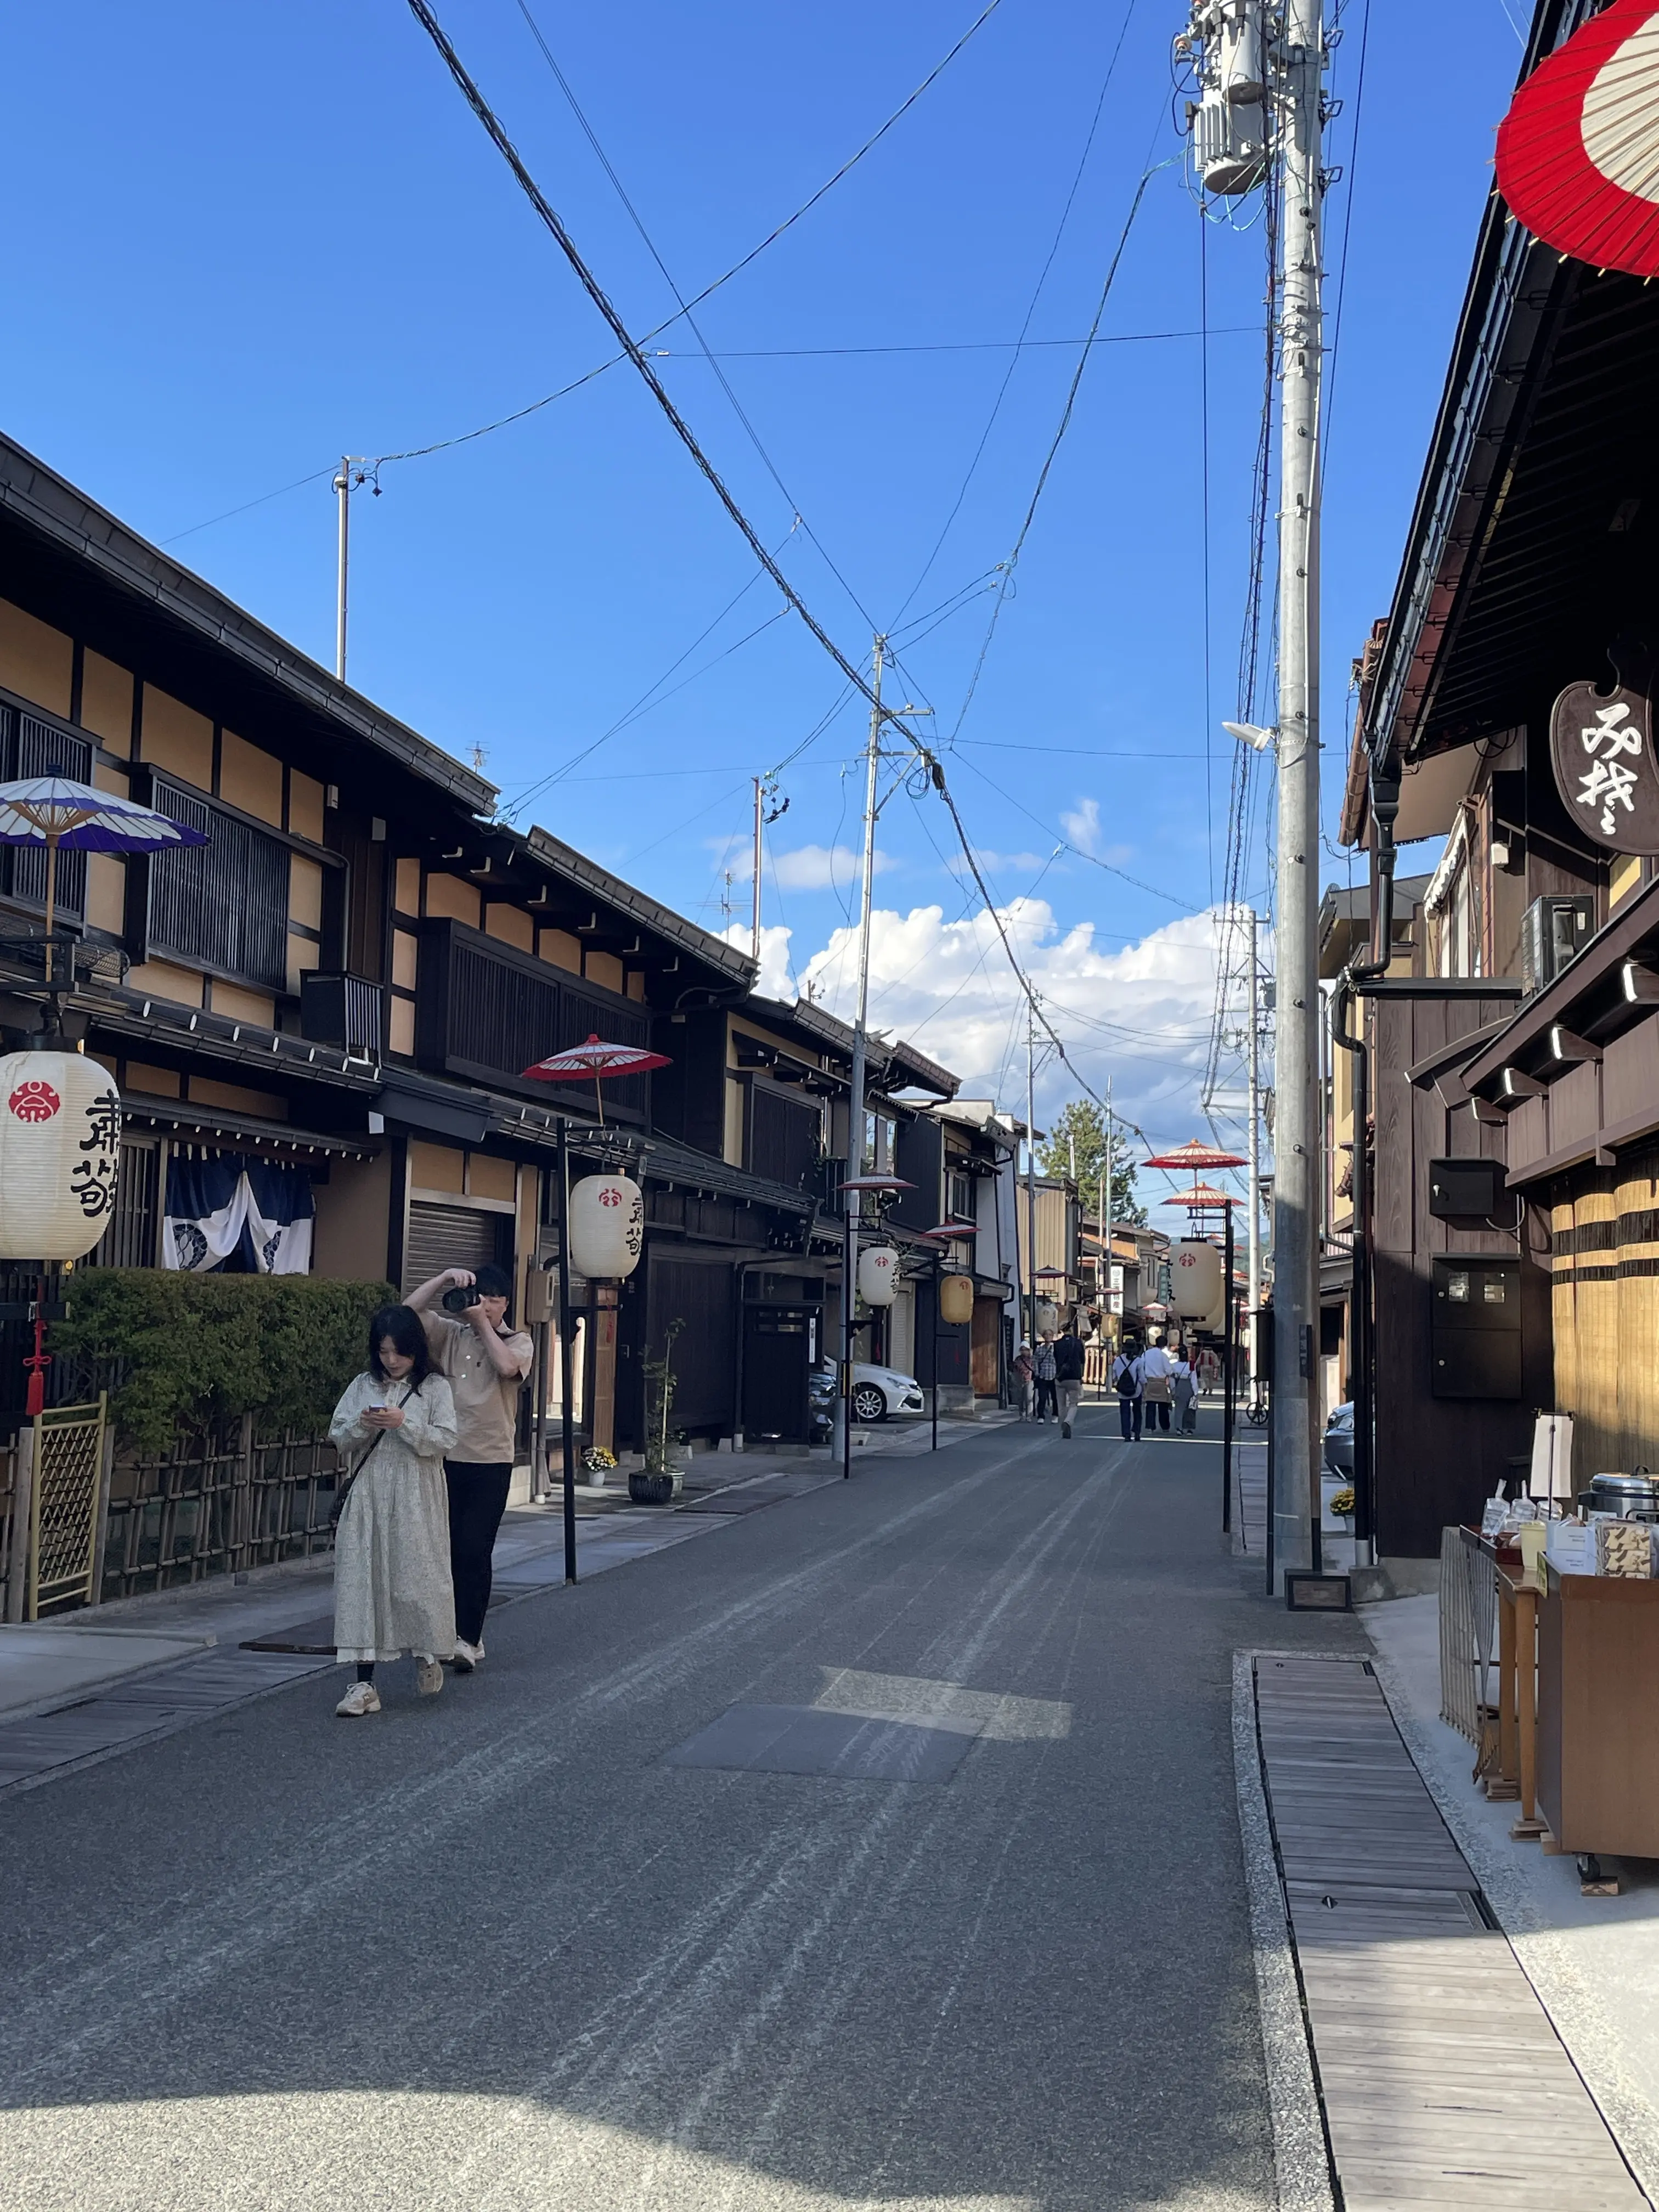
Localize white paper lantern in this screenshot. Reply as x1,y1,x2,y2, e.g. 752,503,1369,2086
1034,1297,1059,1339
568,1173,644,1280
857,1244,899,1307
939,1272,975,1326
0,1050,122,1261
1171,1238,1223,1319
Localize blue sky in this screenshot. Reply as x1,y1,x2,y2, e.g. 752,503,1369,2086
1,0,1527,1143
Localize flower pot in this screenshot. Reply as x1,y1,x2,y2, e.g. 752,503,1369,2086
629,1469,681,1505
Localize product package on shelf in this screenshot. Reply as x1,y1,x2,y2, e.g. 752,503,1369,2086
1547,1519,1597,1577
1595,1519,1657,1578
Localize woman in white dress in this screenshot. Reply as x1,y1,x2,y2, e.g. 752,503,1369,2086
330,1304,459,1717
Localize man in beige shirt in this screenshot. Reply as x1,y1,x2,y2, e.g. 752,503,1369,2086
407,1264,532,1670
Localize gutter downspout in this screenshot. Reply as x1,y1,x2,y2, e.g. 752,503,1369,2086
1330,759,1401,1568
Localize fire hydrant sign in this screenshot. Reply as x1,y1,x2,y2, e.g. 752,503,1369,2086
1549,677,1659,854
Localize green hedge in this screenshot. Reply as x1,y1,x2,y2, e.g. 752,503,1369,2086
54,1271,397,1458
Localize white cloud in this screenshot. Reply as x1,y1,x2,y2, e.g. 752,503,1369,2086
1060,796,1101,854
718,921,794,1000
770,843,895,892
793,898,1227,1149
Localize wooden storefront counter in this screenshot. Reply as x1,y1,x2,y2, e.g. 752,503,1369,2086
1538,1565,1659,1858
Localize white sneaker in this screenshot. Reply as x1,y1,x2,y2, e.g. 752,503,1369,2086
335,1680,381,1718
416,1657,444,1696
450,1638,484,1673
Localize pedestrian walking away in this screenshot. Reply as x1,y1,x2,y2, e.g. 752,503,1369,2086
1053,1323,1085,1437
408,1263,534,1670
1032,1335,1058,1423
1139,1338,1174,1434
1012,1337,1035,1419
1172,1350,1198,1434
330,1304,459,1717
1110,1341,1143,1442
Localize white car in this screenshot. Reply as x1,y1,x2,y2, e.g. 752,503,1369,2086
849,1363,927,1424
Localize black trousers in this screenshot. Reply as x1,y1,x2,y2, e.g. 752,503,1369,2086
1034,1378,1058,1421
446,1460,512,1646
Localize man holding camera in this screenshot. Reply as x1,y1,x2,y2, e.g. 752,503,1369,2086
407,1265,533,1671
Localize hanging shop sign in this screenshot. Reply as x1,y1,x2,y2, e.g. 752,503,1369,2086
0,1049,122,1261
938,1272,975,1326
568,1173,645,1280
1496,0,1659,281
856,1244,899,1307
1034,1298,1059,1339
1549,667,1659,854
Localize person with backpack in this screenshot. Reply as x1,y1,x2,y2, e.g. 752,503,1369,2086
1110,1339,1143,1442
330,1304,459,1717
1032,1335,1059,1423
1053,1323,1086,1438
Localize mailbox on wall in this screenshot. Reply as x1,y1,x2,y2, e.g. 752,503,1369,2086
1430,1256,1522,1398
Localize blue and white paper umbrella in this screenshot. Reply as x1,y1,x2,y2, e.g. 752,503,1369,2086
0,773,207,977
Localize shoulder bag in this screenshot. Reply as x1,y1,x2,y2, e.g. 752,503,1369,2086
330,1383,415,1528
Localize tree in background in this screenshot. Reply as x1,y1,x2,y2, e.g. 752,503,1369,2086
1037,1100,1146,1225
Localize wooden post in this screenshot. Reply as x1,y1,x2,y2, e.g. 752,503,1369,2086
88,1400,114,1607
1511,1579,1547,1838
4,1424,33,1624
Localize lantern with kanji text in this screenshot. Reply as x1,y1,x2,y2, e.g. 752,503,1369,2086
0,1049,122,1261
567,1173,645,1280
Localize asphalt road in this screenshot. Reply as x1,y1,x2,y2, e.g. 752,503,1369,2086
0,1408,1361,2211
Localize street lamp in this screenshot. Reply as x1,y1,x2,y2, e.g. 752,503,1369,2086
1224,720,1277,753
916,1220,979,1451
836,1173,913,1479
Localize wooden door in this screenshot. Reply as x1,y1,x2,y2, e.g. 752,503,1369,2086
971,1296,1000,1397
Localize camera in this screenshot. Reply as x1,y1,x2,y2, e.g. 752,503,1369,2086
441,1284,481,1313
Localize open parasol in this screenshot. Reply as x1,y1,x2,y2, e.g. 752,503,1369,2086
1160,1182,1238,1212
1141,1137,1248,1172
0,773,207,984
1496,0,1659,280
522,1032,671,1125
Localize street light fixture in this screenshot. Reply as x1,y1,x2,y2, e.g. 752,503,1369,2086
1223,720,1277,753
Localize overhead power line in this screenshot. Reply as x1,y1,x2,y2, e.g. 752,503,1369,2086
407,0,898,723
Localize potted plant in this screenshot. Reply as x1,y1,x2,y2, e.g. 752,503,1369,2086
631,1319,685,1505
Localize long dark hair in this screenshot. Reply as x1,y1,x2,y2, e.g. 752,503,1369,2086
368,1302,431,1387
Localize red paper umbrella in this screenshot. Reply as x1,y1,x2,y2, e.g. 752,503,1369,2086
1141,1137,1248,1171
1496,0,1659,279
522,1032,671,1124
1159,1182,1238,1210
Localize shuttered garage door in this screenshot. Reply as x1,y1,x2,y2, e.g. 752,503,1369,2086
403,1201,510,1294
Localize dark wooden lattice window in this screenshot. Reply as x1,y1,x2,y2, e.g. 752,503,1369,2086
747,1083,822,1191
0,707,91,918
145,776,290,990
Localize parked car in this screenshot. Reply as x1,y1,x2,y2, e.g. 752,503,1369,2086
810,1361,928,1425
1323,1402,1355,1479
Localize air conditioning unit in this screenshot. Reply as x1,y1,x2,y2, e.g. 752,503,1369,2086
1521,894,1594,996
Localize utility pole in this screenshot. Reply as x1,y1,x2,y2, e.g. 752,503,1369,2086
836,637,885,1475
1024,996,1038,1353
1183,0,1325,1587
1102,1077,1114,1339
334,458,352,684
1246,907,1263,1379
751,776,764,963
1270,0,1327,1589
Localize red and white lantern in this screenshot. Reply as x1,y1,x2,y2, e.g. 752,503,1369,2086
0,1050,122,1261
857,1244,900,1307
567,1173,645,1280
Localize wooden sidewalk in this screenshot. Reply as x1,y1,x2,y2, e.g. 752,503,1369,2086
1251,1655,1646,2210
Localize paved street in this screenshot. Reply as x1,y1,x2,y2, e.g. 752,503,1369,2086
0,1409,1358,2211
